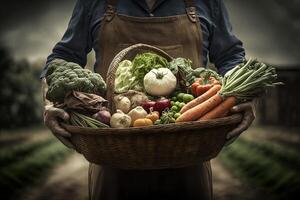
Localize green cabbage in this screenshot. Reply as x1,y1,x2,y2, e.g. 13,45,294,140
114,60,142,93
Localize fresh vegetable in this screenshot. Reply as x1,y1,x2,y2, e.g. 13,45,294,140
182,94,194,103
132,52,169,87
199,96,236,120
144,68,177,96
69,111,109,128
128,106,148,125
154,119,162,125
177,59,280,122
173,93,194,103
171,106,179,112
188,67,222,84
142,98,171,114
114,95,131,113
159,111,176,124
146,110,160,123
115,60,142,93
191,73,221,97
92,109,111,125
176,93,224,122
117,90,149,110
129,91,149,109
46,59,106,103
174,113,181,119
180,84,222,114
195,84,212,97
142,101,156,113
168,58,194,88
133,118,153,127
153,98,172,114
169,58,222,89
110,110,131,128
176,93,185,102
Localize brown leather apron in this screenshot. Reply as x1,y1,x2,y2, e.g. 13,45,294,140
90,0,212,199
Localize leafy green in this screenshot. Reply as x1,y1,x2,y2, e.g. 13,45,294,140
169,58,194,87
115,60,142,93
169,57,193,75
190,67,222,83
131,52,169,86
46,59,106,103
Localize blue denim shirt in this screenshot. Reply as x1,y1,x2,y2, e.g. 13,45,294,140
42,0,245,77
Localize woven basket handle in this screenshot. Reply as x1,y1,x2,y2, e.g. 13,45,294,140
106,43,173,112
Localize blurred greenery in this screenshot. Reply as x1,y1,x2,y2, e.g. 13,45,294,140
0,133,72,200
220,138,300,200
0,47,43,129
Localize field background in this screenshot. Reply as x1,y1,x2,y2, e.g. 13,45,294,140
0,0,300,199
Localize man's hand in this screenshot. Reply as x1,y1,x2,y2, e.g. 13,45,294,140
44,105,75,149
225,100,257,146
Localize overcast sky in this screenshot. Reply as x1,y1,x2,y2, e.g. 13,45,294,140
0,0,299,67
0,0,75,62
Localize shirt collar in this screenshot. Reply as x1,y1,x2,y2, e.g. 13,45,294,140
133,0,167,13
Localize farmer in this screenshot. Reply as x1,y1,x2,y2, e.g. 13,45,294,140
42,0,256,199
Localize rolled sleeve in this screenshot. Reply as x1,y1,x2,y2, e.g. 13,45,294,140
209,0,245,76
40,0,92,78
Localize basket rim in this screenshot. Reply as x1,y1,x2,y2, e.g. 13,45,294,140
62,113,243,136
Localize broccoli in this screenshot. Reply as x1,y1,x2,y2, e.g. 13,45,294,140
45,59,106,103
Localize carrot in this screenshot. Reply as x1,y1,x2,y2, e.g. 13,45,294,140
176,93,223,123
198,96,237,121
180,84,221,114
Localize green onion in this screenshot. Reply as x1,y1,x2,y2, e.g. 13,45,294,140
220,58,282,101
68,111,109,128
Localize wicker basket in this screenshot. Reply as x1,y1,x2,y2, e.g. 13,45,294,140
63,44,243,169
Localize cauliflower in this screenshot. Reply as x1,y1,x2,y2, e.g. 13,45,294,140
46,59,106,103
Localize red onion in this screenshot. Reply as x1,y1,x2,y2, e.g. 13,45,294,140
93,110,111,125
142,101,156,113
154,98,171,114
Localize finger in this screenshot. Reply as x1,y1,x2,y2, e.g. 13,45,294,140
231,102,252,113
55,134,75,149
49,120,71,137
225,136,239,146
226,110,254,139
54,108,70,121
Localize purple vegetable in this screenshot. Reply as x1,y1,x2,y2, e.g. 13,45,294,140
93,110,111,125
154,98,171,114
142,101,156,113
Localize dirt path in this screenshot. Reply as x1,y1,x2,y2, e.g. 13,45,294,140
211,158,262,200
21,153,90,200
19,152,262,200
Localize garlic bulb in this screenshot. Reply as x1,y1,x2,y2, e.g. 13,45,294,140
110,110,131,128
114,95,131,113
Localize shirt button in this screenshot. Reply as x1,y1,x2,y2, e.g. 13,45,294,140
149,13,154,17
